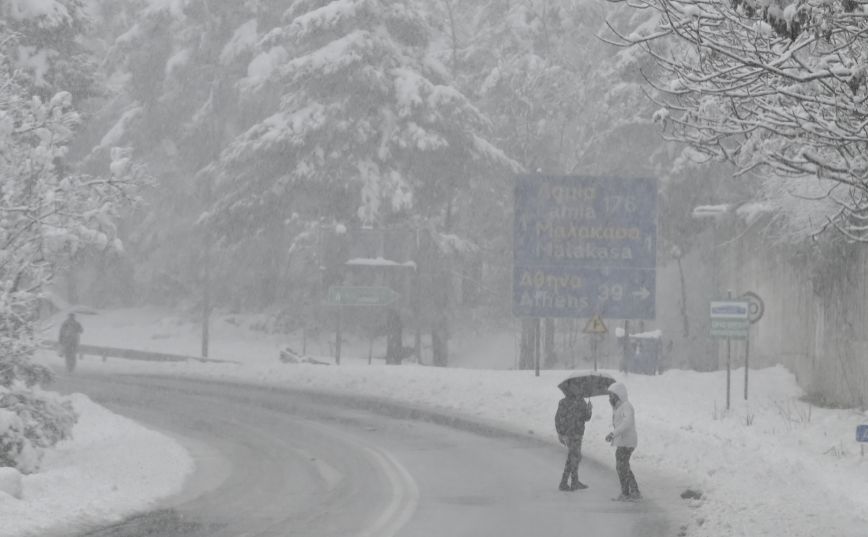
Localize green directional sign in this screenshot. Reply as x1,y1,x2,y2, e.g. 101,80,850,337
710,319,750,339
326,286,400,306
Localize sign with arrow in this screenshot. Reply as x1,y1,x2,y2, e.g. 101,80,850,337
325,286,400,307
513,175,657,319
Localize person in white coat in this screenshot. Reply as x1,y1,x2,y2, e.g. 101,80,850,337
604,382,640,501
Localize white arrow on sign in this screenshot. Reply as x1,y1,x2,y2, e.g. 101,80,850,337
632,287,651,300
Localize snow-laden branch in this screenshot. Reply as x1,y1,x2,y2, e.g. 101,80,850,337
607,0,868,241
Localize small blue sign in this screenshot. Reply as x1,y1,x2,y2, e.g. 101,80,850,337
513,175,657,319
711,304,749,317
857,425,868,443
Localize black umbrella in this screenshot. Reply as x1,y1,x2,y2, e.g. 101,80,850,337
558,371,616,397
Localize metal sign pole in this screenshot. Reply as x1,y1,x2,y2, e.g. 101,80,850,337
744,336,750,400
592,335,598,372
623,320,630,374
535,318,541,377
726,336,731,410
725,291,733,410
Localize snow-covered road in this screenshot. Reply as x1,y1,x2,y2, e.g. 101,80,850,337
22,307,868,537
58,373,671,537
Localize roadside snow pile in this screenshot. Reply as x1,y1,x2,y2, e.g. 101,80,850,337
0,393,193,537
0,467,22,499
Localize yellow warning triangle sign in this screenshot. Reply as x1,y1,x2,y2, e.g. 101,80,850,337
583,315,608,334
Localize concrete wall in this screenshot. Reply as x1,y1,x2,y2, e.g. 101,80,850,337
716,226,868,407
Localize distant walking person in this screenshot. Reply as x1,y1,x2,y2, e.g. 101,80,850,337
58,313,83,373
605,382,640,501
555,384,592,491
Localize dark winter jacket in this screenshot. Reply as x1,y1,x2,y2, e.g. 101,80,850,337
555,396,592,438
59,317,83,347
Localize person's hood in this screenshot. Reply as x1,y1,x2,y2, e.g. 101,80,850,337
608,382,629,403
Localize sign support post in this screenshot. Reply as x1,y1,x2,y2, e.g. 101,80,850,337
709,298,750,411
744,337,750,401
623,320,630,375
592,335,599,372
739,291,764,400
726,291,732,410
535,319,541,377
726,335,731,410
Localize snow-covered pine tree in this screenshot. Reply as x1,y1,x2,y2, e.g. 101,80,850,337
191,1,523,358
203,0,519,236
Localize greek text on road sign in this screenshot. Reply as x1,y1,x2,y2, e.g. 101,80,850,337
513,175,657,319
325,286,400,306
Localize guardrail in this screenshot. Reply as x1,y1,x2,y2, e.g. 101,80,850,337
51,342,239,365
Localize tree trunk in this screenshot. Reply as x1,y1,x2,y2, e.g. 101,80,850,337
676,255,690,337
66,263,79,305
386,308,403,365
431,315,448,367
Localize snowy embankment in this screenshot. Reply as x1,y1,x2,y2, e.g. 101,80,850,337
29,308,868,537
0,393,193,537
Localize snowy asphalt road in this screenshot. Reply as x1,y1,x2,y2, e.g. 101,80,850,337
58,373,671,537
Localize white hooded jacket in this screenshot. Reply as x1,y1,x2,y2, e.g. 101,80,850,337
608,382,638,448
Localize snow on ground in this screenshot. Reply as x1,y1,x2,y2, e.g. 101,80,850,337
27,308,868,537
0,393,193,537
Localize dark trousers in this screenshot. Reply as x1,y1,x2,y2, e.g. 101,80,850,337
615,447,639,496
62,344,78,373
560,436,583,485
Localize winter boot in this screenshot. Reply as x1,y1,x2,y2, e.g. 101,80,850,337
570,481,588,490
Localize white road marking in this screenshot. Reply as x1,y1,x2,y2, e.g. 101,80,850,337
356,445,420,537
299,418,420,537
288,446,345,490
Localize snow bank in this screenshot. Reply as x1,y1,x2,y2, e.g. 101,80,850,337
0,468,22,499
0,393,193,537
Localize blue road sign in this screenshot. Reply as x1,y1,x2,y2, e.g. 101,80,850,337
513,175,657,319
857,425,868,443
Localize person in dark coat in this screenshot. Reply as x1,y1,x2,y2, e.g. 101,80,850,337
555,383,593,491
58,313,83,373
